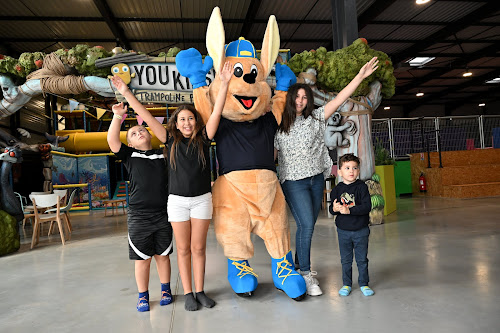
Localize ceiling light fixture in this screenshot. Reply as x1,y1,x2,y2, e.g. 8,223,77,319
384,106,391,110
486,77,500,84
407,57,435,67
463,67,472,77
478,103,486,107
416,0,431,4
416,92,424,97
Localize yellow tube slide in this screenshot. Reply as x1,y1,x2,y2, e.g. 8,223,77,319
56,129,164,153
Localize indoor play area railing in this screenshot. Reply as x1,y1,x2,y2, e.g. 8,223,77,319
53,183,92,211
372,115,500,159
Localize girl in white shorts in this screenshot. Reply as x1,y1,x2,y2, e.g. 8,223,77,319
123,61,231,311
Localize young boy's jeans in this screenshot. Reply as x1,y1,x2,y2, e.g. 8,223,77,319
281,173,324,273
337,226,370,287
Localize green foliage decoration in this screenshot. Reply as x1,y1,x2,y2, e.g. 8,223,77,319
0,210,20,256
0,46,185,81
54,45,113,77
370,194,385,209
374,137,395,166
158,47,182,58
288,38,396,99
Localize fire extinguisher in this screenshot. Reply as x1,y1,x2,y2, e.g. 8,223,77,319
419,172,427,192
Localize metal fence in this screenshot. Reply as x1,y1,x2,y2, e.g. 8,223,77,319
372,115,500,158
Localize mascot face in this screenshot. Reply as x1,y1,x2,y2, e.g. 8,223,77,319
205,7,280,123
210,54,271,122
111,63,133,84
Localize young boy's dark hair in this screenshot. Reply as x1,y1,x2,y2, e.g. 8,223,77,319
338,153,360,168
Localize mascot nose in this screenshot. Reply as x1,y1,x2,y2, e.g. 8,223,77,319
243,72,256,84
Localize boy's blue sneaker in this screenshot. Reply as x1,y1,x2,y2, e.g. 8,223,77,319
137,291,150,312
271,251,306,301
227,258,258,296
360,286,374,296
338,285,352,296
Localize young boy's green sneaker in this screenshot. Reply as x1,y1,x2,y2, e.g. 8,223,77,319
338,285,351,296
360,286,374,296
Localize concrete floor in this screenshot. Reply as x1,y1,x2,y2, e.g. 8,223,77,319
1,196,499,333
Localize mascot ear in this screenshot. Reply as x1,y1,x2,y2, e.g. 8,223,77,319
260,15,280,78
206,7,226,74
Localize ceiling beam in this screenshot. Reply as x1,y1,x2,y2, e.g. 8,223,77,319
396,42,500,94
357,0,398,31
240,0,263,38
326,0,396,50
409,52,500,58
1,37,336,44
399,66,498,71
404,68,500,113
445,85,500,112
0,16,104,22
0,42,19,58
369,39,498,44
391,1,500,64
4,16,499,29
4,37,500,54
283,0,321,48
0,16,334,24
92,0,131,50
369,20,499,27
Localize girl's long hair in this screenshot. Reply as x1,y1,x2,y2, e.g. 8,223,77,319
165,105,206,170
278,83,316,134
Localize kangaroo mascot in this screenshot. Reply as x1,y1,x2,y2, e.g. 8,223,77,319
176,7,306,300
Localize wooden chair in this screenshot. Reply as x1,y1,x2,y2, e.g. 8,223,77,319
14,192,32,226
46,189,77,234
53,189,68,206
30,194,66,249
23,191,51,228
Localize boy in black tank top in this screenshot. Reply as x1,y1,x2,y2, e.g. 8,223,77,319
110,62,231,311
107,102,173,312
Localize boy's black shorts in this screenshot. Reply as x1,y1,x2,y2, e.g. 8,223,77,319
127,209,173,260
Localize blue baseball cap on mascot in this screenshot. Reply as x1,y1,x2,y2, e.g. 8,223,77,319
225,37,256,58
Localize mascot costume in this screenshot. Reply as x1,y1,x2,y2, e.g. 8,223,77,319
176,7,306,300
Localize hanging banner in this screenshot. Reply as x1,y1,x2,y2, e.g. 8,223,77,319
155,117,164,124
120,114,127,125
136,115,144,125
96,108,107,119
69,99,79,112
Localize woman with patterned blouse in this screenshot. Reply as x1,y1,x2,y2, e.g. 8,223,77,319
274,57,379,296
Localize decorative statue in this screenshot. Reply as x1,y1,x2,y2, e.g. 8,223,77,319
0,147,23,256
324,111,356,148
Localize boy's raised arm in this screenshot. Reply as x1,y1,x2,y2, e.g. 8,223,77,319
205,61,232,140
107,102,127,153
111,76,167,143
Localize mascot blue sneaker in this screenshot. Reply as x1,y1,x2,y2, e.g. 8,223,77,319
227,259,258,297
271,251,307,301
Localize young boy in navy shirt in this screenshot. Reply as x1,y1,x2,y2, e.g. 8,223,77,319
329,153,374,297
